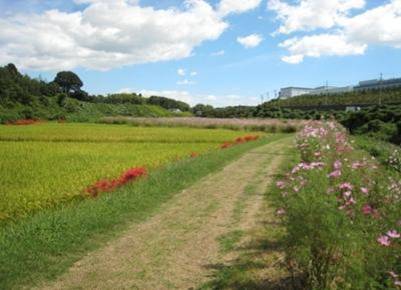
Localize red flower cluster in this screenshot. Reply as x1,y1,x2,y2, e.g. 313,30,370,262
220,135,259,149
190,152,199,158
85,167,147,197
6,119,38,126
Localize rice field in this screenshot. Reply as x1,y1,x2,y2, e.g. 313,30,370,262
0,123,261,221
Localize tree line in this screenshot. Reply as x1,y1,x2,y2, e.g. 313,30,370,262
0,64,191,112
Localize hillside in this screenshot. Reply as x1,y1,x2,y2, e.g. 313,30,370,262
0,64,190,123
264,87,401,109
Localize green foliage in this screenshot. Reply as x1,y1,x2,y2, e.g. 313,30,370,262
353,136,401,173
339,105,401,144
148,95,191,112
265,87,401,108
54,71,83,94
0,63,192,122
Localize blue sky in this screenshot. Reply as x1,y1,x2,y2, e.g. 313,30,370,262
0,0,400,106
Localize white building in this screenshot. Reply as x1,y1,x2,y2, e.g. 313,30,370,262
355,78,401,90
278,87,313,99
309,85,354,95
279,85,354,99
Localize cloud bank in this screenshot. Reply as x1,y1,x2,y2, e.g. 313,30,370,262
0,0,262,71
268,0,401,63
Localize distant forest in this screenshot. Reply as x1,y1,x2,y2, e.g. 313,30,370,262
0,63,191,123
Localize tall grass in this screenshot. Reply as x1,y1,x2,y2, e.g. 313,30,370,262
100,117,304,133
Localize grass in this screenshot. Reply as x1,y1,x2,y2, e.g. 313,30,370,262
0,134,288,290
201,146,297,290
217,230,245,253
353,135,401,173
0,123,261,222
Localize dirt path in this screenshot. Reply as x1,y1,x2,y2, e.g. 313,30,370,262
38,137,293,290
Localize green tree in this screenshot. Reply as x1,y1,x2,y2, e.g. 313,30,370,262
54,71,83,94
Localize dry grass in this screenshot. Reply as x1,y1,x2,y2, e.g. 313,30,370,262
100,117,306,133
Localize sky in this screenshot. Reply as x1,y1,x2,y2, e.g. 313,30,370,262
1,0,401,107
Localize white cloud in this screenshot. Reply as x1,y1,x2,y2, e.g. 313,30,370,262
342,0,401,48
122,88,258,107
177,79,196,85
211,50,225,56
268,0,365,34
269,0,401,63
190,71,198,76
237,34,263,48
177,68,186,76
281,54,304,64
280,34,366,63
0,0,228,70
217,0,262,16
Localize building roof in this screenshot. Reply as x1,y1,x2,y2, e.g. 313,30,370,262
280,87,313,90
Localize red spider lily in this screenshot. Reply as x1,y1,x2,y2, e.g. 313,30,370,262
244,135,259,142
119,167,147,184
6,119,38,126
85,167,147,198
235,137,245,143
221,142,233,149
190,152,199,158
221,135,259,149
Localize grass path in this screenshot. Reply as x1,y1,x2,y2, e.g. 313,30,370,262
37,137,293,290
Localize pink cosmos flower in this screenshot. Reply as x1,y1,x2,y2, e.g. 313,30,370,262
334,160,342,170
276,208,286,216
387,230,401,239
343,191,352,198
362,204,373,215
276,181,286,189
328,170,341,178
360,187,369,195
389,271,399,278
377,235,391,247
395,280,401,286
346,197,356,205
339,182,353,191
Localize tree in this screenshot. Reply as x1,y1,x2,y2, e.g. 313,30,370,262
192,104,214,117
5,63,20,77
54,71,83,94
